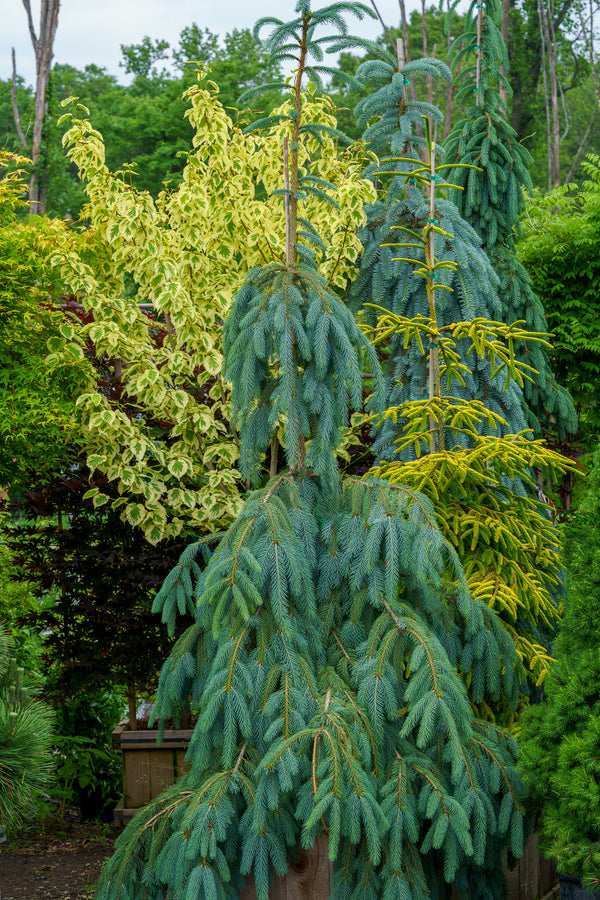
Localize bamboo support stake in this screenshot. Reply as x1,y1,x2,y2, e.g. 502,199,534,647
397,38,409,106
283,135,292,268
425,137,444,452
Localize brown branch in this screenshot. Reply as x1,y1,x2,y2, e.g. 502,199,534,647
11,48,29,150
21,0,38,51
232,741,247,775
369,0,396,53
269,436,279,478
553,0,576,32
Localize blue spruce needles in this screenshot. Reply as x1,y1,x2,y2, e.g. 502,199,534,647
95,5,526,899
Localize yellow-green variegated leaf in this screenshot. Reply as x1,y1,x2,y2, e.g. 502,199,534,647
48,73,375,542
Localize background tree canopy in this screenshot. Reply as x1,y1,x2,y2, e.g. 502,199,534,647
5,0,600,215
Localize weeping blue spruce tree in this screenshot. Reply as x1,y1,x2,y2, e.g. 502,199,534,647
95,5,525,899
444,0,576,438
349,46,533,462
349,32,573,689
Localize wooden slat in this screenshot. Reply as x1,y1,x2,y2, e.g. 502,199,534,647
523,832,540,899
240,835,331,900
112,722,194,751
503,831,557,900
148,749,179,798
123,748,150,808
538,847,557,898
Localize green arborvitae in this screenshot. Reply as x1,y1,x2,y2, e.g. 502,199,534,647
95,5,525,899
444,0,577,439
0,626,54,835
519,446,600,889
350,48,531,461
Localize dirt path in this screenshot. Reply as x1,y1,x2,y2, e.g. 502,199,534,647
0,823,117,900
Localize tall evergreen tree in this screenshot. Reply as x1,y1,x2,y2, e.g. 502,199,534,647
349,48,531,459
95,5,526,899
349,38,574,692
519,444,600,889
444,0,577,439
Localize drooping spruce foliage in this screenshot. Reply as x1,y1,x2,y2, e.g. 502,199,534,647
95,4,527,899
0,626,54,835
444,0,576,439
519,446,600,890
350,40,574,693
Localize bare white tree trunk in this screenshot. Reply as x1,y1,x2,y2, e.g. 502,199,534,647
539,0,560,186
11,48,29,150
444,0,462,139
20,0,60,215
538,0,554,189
580,0,600,108
421,0,434,105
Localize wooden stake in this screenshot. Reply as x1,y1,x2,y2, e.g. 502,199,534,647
426,137,443,452
476,2,484,107
397,38,409,105
283,136,292,268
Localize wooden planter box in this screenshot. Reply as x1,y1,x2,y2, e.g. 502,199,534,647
110,728,557,900
111,721,193,825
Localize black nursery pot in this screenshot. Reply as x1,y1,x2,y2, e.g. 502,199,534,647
559,872,600,900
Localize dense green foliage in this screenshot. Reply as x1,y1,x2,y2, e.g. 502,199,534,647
519,447,600,889
351,51,531,452
0,527,46,676
4,0,600,203
0,153,81,491
519,157,600,445
0,627,54,835
46,68,372,543
0,0,585,886
5,468,188,701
